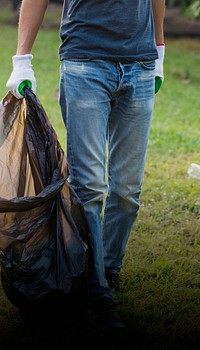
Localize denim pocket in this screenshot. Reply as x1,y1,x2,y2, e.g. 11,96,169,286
138,60,155,71
66,58,91,62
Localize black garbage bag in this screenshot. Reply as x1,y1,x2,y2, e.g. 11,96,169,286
0,88,93,316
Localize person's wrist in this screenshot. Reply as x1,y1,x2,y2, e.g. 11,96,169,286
12,54,33,68
156,44,165,61
13,54,33,59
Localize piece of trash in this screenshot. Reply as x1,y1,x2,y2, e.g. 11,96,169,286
0,88,93,316
187,163,200,180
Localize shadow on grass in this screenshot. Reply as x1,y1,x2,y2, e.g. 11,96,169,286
1,297,200,350
0,307,146,350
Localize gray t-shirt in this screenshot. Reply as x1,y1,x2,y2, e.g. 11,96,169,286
59,0,158,62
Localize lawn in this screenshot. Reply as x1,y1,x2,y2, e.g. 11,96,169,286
0,4,200,350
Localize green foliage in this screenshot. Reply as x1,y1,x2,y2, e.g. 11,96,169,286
167,0,200,19
186,0,200,18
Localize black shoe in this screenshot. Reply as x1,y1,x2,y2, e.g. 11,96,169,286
90,298,125,329
105,269,120,296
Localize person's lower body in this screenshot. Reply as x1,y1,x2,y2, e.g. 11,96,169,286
59,59,155,327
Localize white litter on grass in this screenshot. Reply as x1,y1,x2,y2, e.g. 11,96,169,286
188,163,200,180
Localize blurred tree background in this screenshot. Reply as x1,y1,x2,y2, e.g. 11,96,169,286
167,0,200,18
0,1,199,28
0,1,200,21
0,0,63,23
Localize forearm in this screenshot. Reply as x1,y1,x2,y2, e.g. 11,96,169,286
151,0,165,44
16,0,49,54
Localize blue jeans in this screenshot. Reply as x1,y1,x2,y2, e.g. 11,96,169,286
59,59,155,301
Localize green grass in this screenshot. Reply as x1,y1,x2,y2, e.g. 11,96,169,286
1,4,200,350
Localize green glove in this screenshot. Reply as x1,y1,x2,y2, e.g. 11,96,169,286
155,44,165,94
155,76,162,94
6,54,36,99
18,80,33,96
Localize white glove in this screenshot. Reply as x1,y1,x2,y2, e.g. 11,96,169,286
155,45,165,94
6,54,36,99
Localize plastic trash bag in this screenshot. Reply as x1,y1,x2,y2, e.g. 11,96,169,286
0,88,93,316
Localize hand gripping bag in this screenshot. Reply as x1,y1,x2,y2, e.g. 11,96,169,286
0,88,93,316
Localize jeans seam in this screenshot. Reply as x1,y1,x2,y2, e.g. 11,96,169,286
103,119,112,234
67,128,77,187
